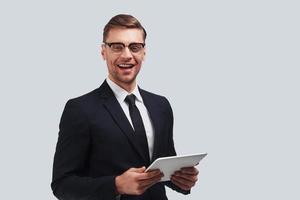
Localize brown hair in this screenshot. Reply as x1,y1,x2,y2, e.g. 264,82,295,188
103,14,147,42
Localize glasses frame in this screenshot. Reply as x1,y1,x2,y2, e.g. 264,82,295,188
103,42,146,54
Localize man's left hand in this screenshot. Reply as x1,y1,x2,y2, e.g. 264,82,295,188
170,167,199,191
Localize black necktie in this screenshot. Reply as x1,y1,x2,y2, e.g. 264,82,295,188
125,94,150,163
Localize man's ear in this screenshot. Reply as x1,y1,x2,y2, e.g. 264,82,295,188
142,48,146,61
101,45,106,60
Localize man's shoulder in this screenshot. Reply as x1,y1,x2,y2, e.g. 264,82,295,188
66,80,110,105
139,88,171,107
68,87,100,103
62,86,104,114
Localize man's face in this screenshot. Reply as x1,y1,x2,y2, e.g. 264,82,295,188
101,28,146,88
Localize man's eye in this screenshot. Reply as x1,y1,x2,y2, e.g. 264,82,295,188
130,45,142,52
112,45,124,51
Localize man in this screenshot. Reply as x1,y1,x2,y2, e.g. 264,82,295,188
51,14,199,200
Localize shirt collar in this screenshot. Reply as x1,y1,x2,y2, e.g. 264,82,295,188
106,77,143,104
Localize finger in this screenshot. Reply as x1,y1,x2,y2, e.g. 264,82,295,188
173,172,198,183
146,169,161,173
136,166,146,172
142,177,161,191
137,170,163,181
129,166,146,173
139,172,163,187
180,167,198,173
179,167,199,175
144,169,161,176
171,174,196,187
171,176,191,191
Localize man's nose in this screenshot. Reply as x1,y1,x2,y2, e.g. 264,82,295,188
120,47,133,59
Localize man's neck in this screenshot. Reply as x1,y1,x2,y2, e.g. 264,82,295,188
108,76,136,93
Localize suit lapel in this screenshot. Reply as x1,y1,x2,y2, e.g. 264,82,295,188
139,89,164,163
98,81,149,164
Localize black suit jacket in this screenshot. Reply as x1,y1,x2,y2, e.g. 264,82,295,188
51,80,189,200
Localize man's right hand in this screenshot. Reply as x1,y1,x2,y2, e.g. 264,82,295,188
115,167,163,195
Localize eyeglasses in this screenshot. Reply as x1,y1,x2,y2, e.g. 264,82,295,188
104,42,145,53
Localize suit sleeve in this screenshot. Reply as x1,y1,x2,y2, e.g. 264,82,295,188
51,100,117,200
163,98,191,195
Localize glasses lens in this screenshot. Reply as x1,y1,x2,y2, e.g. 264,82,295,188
110,43,124,52
129,43,144,53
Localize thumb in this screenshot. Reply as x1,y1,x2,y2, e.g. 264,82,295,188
130,166,146,173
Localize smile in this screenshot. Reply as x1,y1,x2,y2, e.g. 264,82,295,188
117,64,134,69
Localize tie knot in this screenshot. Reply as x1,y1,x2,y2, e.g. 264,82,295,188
125,94,136,107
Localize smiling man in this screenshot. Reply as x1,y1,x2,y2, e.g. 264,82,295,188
51,14,199,200
102,27,145,92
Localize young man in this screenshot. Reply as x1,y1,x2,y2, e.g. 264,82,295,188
51,14,199,200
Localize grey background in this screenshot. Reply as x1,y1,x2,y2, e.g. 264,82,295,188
0,0,299,199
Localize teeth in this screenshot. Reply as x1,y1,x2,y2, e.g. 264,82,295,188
117,64,134,68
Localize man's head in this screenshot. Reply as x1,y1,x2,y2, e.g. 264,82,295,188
101,14,147,92
102,14,147,42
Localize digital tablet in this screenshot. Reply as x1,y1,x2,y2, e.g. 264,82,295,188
145,153,207,182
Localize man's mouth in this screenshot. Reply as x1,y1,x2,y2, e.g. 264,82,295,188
117,64,134,69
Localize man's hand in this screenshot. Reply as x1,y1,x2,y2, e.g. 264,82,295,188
170,167,199,191
115,167,163,195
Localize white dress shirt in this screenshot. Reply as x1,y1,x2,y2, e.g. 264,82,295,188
106,77,155,159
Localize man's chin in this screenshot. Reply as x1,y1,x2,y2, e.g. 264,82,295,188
112,76,134,84
121,78,135,84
